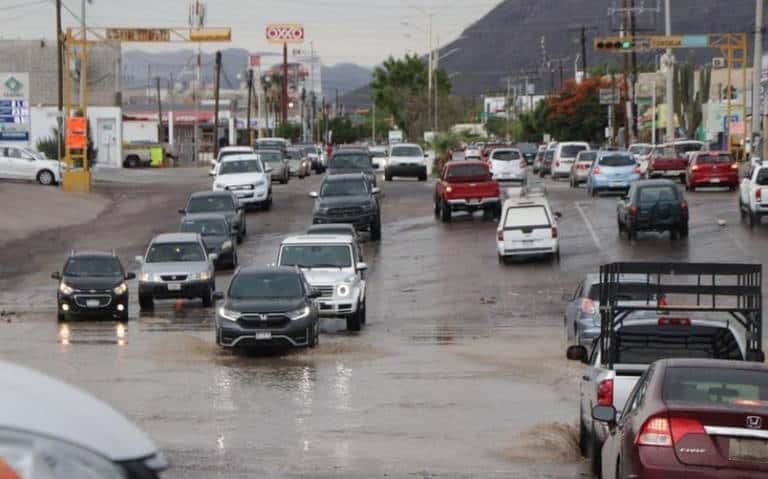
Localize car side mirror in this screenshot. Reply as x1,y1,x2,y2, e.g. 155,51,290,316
209,253,219,262
125,272,136,280
309,192,319,198
309,289,322,299
51,272,61,280
592,405,617,425
178,208,186,215
566,345,589,363
236,206,245,212
372,162,380,169
213,291,225,302
265,165,273,173
357,262,368,272
554,211,563,220
134,255,144,264
208,170,215,177
371,187,380,195
424,153,429,158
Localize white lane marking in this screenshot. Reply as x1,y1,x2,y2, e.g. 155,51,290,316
575,201,604,252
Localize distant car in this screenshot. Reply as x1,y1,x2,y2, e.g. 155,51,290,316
0,144,62,185
518,143,539,165
209,145,255,175
214,266,320,349
552,142,590,179
648,144,689,183
300,144,325,173
628,143,653,174
434,160,500,222
538,148,556,177
328,148,378,187
739,162,768,228
260,149,290,184
181,191,246,243
136,232,217,310
255,137,288,154
369,146,388,172
306,223,361,245
617,179,688,240
179,214,238,270
533,145,546,174
310,173,382,241
286,147,311,178
596,358,768,479
685,151,738,191
0,360,167,478
52,251,135,322
496,188,560,263
385,143,428,181
587,151,641,197
464,147,482,161
212,154,272,210
488,148,527,183
570,150,597,187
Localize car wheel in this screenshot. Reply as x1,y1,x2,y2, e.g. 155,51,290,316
308,322,319,348
498,254,505,265
578,417,589,457
138,295,154,311
418,171,427,182
627,228,636,241
230,251,239,269
670,228,680,241
680,224,689,239
679,174,686,185
360,298,367,325
370,220,382,241
265,194,273,211
589,436,603,479
441,201,452,223
202,289,213,308
37,169,55,186
118,310,129,323
617,219,624,236
590,187,597,198
346,311,362,332
739,198,747,220
749,212,758,229
434,199,441,218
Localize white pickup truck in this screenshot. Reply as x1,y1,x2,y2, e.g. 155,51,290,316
738,163,768,227
566,262,763,477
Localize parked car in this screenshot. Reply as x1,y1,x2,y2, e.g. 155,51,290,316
596,358,768,479
552,142,590,179
648,144,688,183
328,148,378,187
278,234,368,331
212,154,272,211
684,151,739,191
0,144,62,185
434,160,500,222
52,251,135,322
385,143,428,181
260,149,289,184
488,148,527,183
617,179,688,240
179,214,237,270
180,190,246,243
213,266,320,349
587,151,642,197
310,173,381,241
496,187,560,263
570,150,597,187
136,233,217,310
739,162,768,227
208,145,255,175
0,360,167,478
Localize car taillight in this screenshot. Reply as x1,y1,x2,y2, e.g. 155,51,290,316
497,230,504,241
637,416,672,447
634,166,641,174
556,161,560,167
658,317,691,327
629,205,638,216
757,189,762,201
670,417,706,443
446,186,453,193
592,166,601,175
731,163,739,170
680,201,688,210
581,298,596,315
519,160,527,168
597,379,613,406
691,165,699,171
551,227,558,239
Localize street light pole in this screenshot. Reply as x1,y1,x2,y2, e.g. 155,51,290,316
664,0,675,143
751,0,764,160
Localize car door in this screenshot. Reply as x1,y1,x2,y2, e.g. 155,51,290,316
4,146,27,179
581,343,604,435
740,166,754,206
564,281,584,342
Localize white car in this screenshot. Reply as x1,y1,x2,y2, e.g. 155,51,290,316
488,148,527,183
385,143,428,181
213,154,273,210
464,147,482,160
277,234,368,331
552,142,590,179
0,144,62,185
628,143,653,175
209,146,255,176
496,187,560,264
739,162,768,227
370,145,388,172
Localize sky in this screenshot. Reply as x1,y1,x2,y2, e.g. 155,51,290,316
0,0,501,67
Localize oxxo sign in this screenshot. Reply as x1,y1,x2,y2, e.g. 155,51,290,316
265,24,304,44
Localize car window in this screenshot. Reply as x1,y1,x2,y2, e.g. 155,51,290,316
560,145,587,157
655,147,679,157
491,150,521,161
756,168,768,186
280,245,353,268
629,145,652,155
545,150,554,160
320,179,369,197
218,150,252,162
64,257,123,277
260,151,283,163
599,155,635,167
218,160,262,175
638,186,679,204
391,146,422,157
331,154,371,169
697,154,733,165
187,195,235,213
371,150,387,158
146,242,205,263
6,148,21,159
503,206,551,229
622,367,653,418
675,143,704,154
180,219,229,236
615,324,744,363
586,282,660,301
572,281,584,300
578,152,597,162
663,367,768,406
445,164,488,179
228,272,304,299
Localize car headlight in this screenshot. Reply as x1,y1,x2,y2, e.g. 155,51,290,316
218,306,240,322
0,428,128,479
287,305,311,321
222,240,233,250
254,179,266,187
315,206,329,215
113,282,128,295
140,272,152,282
336,283,351,297
59,282,74,295
192,271,211,281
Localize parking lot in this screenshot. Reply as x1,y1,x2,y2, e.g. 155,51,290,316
0,169,766,478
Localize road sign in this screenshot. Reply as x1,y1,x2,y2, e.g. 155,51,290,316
66,117,87,150
599,89,620,105
0,73,29,141
265,24,304,44
249,54,261,67
106,28,171,42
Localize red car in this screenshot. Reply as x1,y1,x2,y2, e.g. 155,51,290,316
594,358,768,479
648,145,688,183
685,151,739,191
434,160,500,222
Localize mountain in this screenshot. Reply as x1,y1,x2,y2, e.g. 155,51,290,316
322,63,372,99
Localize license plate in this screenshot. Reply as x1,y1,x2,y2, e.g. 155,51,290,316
711,178,721,183
730,438,768,462
86,299,100,307
522,240,534,245
610,182,626,188
468,198,481,205
167,283,182,291
254,332,272,340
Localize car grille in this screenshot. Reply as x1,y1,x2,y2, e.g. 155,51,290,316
239,313,290,329
73,295,112,308
226,184,254,191
315,285,335,298
161,275,188,282
327,207,364,217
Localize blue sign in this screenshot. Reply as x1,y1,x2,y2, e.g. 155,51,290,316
682,35,709,48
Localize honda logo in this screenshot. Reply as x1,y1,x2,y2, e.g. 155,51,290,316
747,416,763,429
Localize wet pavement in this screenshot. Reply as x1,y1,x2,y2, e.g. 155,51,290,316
1,170,766,477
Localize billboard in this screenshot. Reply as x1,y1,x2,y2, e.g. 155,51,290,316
0,73,29,142
266,24,305,44
249,54,261,67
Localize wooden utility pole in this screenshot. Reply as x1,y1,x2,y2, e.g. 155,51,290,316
246,68,254,146
622,0,630,147
630,0,639,140
282,43,288,124
213,51,222,158
155,77,163,143
581,26,588,78
56,0,63,160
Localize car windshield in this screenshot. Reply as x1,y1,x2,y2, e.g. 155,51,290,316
391,146,422,157
446,164,488,180
675,142,704,154
757,169,768,186
287,149,303,159
308,227,353,236
280,245,352,268
371,150,387,158
180,219,229,236
629,145,652,155
219,160,262,175
638,186,679,203
187,195,235,213
146,242,205,263
64,257,122,277
218,150,252,161
303,147,317,155
663,367,768,406
503,206,550,229
587,283,659,301
599,154,635,167
228,272,304,299
256,141,285,150
260,151,283,163
578,152,597,162
492,150,521,161
656,147,680,157
561,145,587,157
698,154,733,164
545,150,554,160
331,154,370,169
321,179,368,197
615,324,743,363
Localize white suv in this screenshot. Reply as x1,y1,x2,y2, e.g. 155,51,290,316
0,145,62,185
739,163,768,227
385,143,427,181
488,148,527,183
552,142,590,179
213,154,273,210
277,235,368,331
496,187,561,264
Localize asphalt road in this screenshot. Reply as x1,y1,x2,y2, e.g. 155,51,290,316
0,169,766,478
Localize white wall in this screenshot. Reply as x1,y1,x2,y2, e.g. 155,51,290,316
124,121,159,143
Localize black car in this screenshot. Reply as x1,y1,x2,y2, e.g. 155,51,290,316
617,179,689,240
214,266,321,349
310,173,382,241
179,214,238,270
327,149,378,187
52,251,135,322
180,191,246,244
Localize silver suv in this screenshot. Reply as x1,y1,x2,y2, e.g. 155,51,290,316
136,233,217,310
277,235,368,331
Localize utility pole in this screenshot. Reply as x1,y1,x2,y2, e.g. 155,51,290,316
335,88,339,118
752,0,764,160
622,0,630,148
581,26,588,79
213,51,222,158
246,68,253,146
433,34,440,134
506,77,511,140
282,43,288,125
664,0,675,143
372,101,376,142
56,0,63,161
427,14,433,133
558,59,564,89
629,0,639,141
155,77,163,143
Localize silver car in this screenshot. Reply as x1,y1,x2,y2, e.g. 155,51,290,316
569,150,597,187
136,232,217,310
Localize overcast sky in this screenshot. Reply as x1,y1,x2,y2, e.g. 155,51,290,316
2,0,500,66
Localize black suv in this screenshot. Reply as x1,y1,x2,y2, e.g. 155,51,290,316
180,191,246,244
617,179,689,240
179,214,238,270
328,148,377,187
52,251,135,321
310,173,382,240
214,266,321,349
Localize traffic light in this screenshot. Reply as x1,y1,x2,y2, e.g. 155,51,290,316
594,37,635,52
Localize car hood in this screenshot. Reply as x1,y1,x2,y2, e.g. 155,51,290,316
0,360,158,461
215,172,267,185
141,261,209,275
226,297,306,314
301,268,354,285
318,195,372,209
63,275,123,291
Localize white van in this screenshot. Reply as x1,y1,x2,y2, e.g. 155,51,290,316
496,188,560,263
488,148,527,183
552,142,590,179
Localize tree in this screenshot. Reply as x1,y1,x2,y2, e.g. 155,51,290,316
484,116,507,138
674,56,711,139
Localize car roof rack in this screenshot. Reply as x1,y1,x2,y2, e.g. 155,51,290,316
599,262,763,368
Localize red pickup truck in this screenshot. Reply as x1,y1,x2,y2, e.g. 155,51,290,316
434,160,500,223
